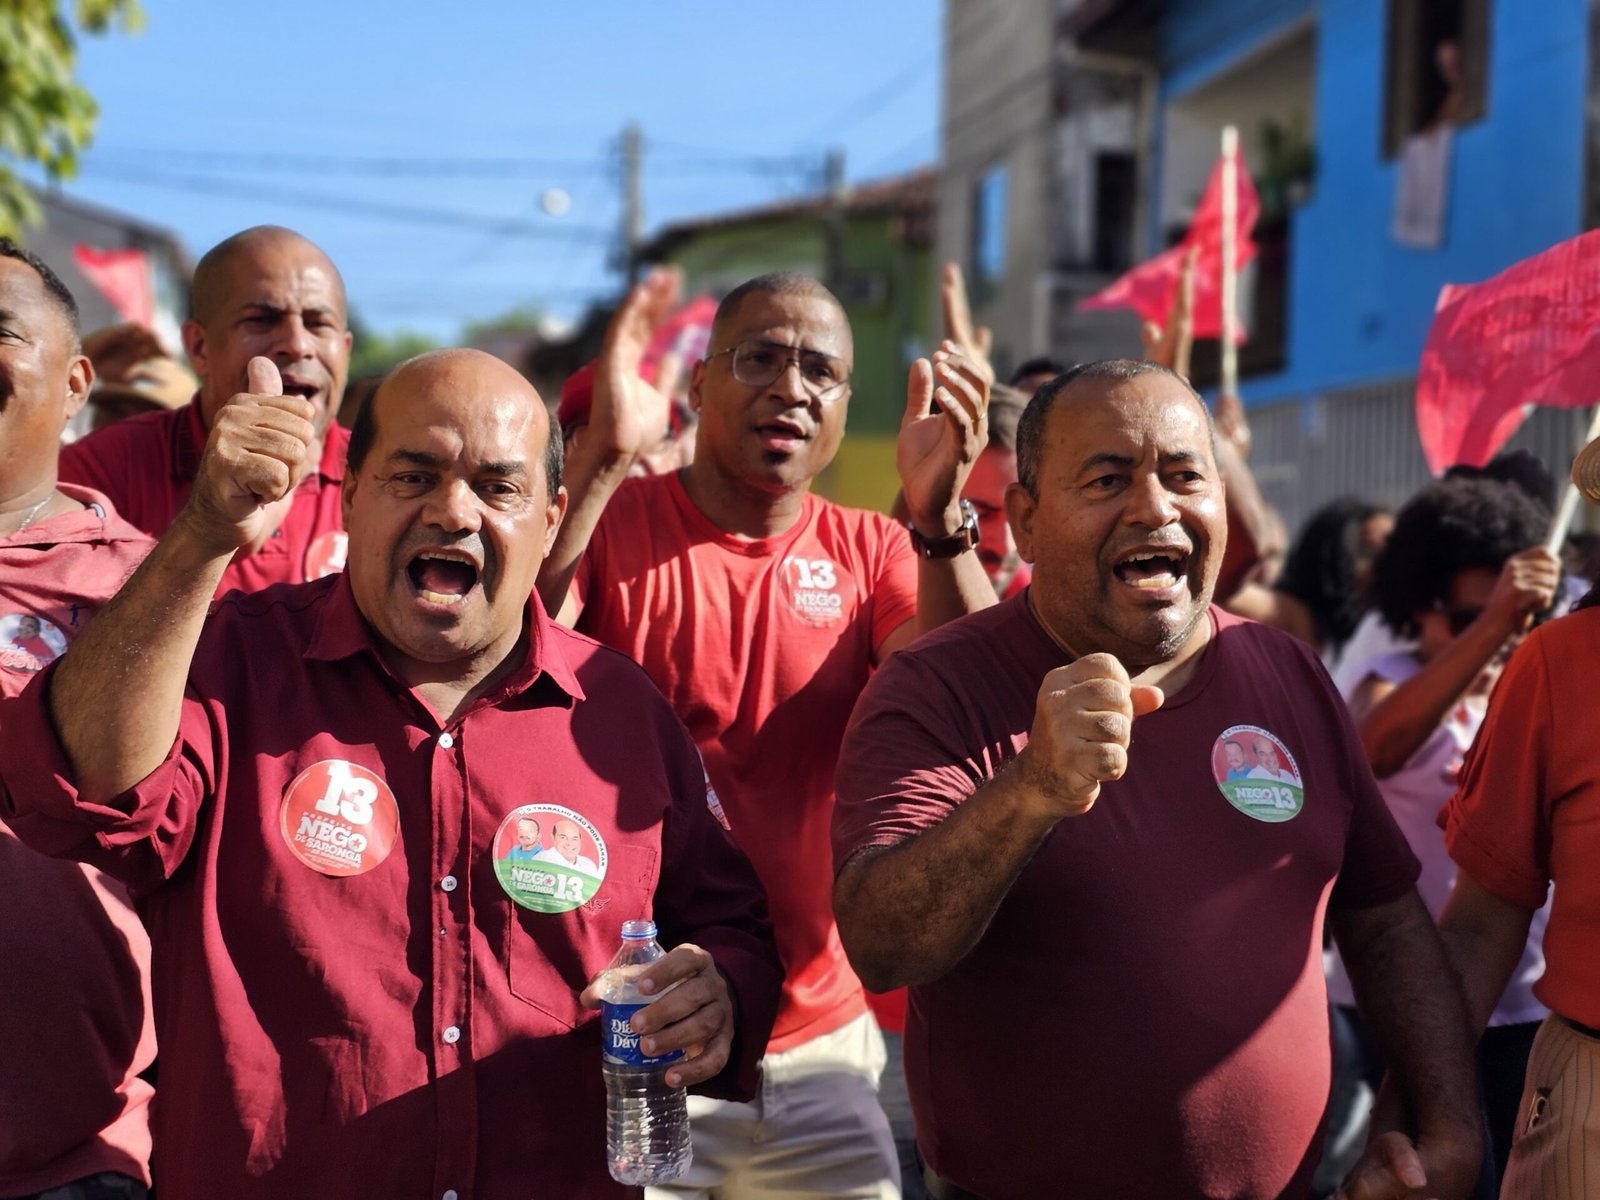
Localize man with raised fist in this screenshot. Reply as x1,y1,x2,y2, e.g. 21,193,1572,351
1,349,781,1199
61,225,354,594
832,360,1482,1200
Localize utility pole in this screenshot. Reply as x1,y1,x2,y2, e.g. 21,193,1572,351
621,123,645,286
823,148,847,292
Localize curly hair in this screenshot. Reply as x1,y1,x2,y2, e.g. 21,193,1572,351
1372,476,1551,636
1274,497,1390,652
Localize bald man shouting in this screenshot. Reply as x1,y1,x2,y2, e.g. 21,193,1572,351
3,348,782,1199
61,225,355,593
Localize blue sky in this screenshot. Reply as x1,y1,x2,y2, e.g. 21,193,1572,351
50,2,942,340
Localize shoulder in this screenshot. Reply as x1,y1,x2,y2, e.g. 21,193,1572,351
865,594,1036,699
548,620,685,718
207,575,338,637
66,407,183,458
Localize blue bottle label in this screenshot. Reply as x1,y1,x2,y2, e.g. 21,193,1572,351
602,1001,685,1066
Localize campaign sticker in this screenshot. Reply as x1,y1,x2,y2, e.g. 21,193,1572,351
1211,725,1305,823
778,554,854,629
304,530,349,580
0,613,66,674
279,759,401,877
492,804,608,914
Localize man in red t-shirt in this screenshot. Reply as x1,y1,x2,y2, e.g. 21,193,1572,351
831,361,1483,1200
0,237,156,1200
61,225,353,595
538,270,997,1197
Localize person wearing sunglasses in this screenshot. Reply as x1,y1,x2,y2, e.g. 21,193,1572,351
1325,474,1559,1194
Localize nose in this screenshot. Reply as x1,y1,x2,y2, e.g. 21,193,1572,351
768,359,811,408
1123,471,1180,528
275,314,317,360
422,479,481,533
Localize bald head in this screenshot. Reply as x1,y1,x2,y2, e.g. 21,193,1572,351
191,226,345,325
352,348,561,495
710,272,852,361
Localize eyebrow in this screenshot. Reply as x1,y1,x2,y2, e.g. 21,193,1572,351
744,337,846,361
1074,448,1206,474
387,449,529,479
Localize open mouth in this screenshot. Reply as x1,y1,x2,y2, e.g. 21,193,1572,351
754,416,811,454
280,379,321,405
405,549,481,606
1112,547,1190,593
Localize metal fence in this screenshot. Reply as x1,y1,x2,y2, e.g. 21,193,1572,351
1246,376,1594,538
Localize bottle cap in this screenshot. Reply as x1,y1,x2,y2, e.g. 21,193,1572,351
620,919,657,939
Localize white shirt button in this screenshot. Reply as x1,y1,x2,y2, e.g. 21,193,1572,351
442,1024,461,1044
438,731,455,749
443,1191,459,1200
440,875,458,893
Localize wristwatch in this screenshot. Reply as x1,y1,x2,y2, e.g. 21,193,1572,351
908,499,981,559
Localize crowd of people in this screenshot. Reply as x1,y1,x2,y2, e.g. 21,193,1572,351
0,222,1593,1200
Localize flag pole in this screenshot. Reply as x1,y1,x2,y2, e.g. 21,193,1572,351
1545,403,1600,555
1220,125,1240,399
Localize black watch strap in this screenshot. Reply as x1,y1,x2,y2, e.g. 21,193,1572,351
909,499,980,559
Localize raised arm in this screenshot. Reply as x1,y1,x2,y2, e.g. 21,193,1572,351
1355,546,1558,777
834,654,1162,990
48,358,315,806
535,270,679,622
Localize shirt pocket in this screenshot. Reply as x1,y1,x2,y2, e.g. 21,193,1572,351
504,842,660,1029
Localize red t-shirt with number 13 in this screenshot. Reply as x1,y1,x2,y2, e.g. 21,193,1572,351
574,470,917,1052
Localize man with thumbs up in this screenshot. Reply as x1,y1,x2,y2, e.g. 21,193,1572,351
832,360,1482,1200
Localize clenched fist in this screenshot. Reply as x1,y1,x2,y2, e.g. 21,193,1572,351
185,356,318,556
1014,653,1164,818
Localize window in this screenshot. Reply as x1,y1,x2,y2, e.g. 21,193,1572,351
1382,0,1491,157
971,163,1009,296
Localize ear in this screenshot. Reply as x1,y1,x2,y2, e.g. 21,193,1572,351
1005,480,1038,565
181,317,207,376
63,353,93,426
542,485,569,559
688,358,706,414
340,468,357,529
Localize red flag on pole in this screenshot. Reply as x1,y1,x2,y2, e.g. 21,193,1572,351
72,245,154,328
1415,229,1600,474
1079,151,1260,341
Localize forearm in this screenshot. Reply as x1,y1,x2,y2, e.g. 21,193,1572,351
50,514,230,806
916,547,997,633
534,445,630,618
1361,624,1506,777
1333,892,1481,1140
833,756,1058,990
1436,871,1535,1035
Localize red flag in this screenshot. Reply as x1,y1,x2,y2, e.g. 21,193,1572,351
641,294,717,387
72,245,154,328
1079,151,1260,340
1415,229,1600,474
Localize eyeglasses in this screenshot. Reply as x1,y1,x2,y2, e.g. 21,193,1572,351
1437,605,1485,636
705,339,851,401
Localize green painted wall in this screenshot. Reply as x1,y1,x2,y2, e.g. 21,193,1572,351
655,210,932,513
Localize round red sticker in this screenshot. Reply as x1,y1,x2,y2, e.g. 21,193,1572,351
278,759,400,877
304,531,349,580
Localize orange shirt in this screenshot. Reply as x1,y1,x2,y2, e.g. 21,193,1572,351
1444,606,1600,1029
576,472,917,1051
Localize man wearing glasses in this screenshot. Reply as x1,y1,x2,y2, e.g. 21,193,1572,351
539,270,995,1199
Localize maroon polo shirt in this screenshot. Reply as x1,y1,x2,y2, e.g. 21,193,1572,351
1,573,781,1200
0,485,155,1195
833,598,1420,1200
59,400,351,595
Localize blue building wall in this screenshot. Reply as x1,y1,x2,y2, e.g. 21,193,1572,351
1151,0,1588,404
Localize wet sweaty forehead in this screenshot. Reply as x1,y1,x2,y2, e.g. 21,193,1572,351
1043,374,1217,480
192,230,347,326
369,351,549,475
713,289,853,366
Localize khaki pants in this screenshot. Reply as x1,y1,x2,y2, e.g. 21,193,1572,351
1501,1015,1600,1199
647,1011,901,1200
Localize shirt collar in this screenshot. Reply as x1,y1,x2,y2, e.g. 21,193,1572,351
305,572,585,705
174,395,349,484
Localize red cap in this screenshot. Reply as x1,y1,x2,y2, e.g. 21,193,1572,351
557,361,598,430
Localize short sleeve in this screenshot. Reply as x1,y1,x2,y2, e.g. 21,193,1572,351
1442,634,1553,911
832,651,980,873
869,520,918,652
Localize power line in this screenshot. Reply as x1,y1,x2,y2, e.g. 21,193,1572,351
77,163,616,241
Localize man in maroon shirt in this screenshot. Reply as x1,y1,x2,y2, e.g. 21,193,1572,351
2,347,781,1199
0,238,156,1200
831,361,1483,1200
60,225,353,594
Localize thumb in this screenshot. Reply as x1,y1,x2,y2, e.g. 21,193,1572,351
1131,685,1164,717
247,356,283,397
904,358,934,424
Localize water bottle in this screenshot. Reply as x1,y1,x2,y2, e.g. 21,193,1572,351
600,919,692,1185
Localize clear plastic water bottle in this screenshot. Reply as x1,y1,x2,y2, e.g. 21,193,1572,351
600,919,692,1185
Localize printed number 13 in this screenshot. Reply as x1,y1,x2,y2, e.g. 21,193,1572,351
787,556,836,589
314,761,376,825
